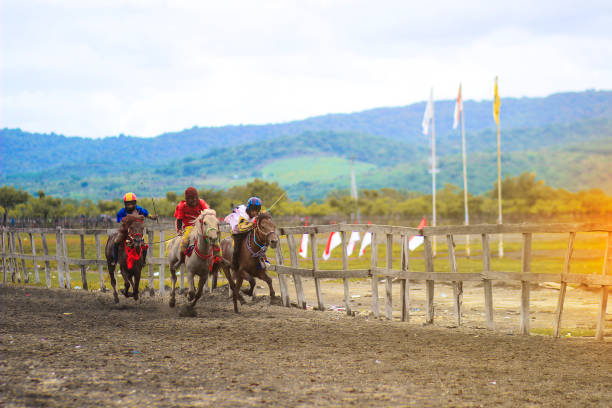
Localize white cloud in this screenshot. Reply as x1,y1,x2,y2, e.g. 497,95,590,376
1,0,611,137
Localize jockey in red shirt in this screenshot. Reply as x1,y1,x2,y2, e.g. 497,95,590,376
174,187,210,262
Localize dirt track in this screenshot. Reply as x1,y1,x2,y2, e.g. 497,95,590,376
2,285,612,407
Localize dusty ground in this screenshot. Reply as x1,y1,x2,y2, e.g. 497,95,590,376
1,283,612,407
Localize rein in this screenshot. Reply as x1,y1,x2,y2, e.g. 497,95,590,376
189,217,222,272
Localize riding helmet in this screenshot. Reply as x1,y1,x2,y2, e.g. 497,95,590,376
246,196,262,211
123,192,137,202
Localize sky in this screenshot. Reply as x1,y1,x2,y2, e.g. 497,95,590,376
1,0,612,138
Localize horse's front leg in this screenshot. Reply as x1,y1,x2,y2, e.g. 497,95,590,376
108,262,119,303
233,274,247,307
188,272,207,308
187,267,196,301
261,271,276,300
133,267,141,302
169,265,177,308
120,268,132,298
219,262,239,312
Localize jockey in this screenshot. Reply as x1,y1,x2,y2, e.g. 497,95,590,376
174,187,210,263
112,192,157,266
224,196,264,271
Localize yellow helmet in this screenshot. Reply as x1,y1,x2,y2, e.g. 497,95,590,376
123,192,137,202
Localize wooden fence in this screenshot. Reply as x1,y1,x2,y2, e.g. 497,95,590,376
2,223,611,340
269,222,612,341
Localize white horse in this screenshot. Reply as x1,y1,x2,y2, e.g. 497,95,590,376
167,209,237,311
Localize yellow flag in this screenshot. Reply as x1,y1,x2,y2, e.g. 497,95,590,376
493,76,500,126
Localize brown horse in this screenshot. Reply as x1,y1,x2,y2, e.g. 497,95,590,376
167,209,238,311
220,212,279,311
104,214,147,303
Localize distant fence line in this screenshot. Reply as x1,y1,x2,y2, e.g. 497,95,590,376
1,222,611,340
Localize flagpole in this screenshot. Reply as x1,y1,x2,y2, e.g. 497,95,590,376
350,158,360,223
495,77,504,257
431,88,437,257
460,84,470,257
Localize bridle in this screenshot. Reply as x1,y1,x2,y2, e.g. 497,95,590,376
198,215,219,244
246,216,277,258
126,219,145,248
255,217,277,246
192,215,222,271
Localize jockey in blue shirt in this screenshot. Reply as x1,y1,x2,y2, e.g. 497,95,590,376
116,192,156,223
111,192,157,266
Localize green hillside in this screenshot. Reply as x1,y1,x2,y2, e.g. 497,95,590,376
1,90,611,201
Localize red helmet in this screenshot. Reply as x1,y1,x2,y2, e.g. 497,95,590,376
185,187,198,199
123,192,137,202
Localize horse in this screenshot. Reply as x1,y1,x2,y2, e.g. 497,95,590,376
167,209,238,311
104,214,147,303
220,212,279,311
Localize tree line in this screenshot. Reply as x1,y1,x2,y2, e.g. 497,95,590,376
2,173,611,225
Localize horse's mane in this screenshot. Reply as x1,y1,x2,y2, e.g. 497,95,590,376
257,212,272,222
121,214,144,227
189,209,217,240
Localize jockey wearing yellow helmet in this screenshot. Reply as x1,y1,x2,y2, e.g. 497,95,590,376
116,192,157,223
111,192,157,266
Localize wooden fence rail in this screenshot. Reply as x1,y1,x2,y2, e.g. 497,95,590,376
2,223,612,340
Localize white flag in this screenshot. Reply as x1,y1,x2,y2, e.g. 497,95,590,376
322,231,342,260
422,88,434,135
358,231,372,257
408,217,427,251
346,231,361,256
298,233,309,258
453,84,463,129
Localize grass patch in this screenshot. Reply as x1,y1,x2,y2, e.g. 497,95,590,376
530,327,596,337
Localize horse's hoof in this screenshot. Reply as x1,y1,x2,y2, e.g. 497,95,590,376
113,295,119,304
169,298,176,308
187,291,195,301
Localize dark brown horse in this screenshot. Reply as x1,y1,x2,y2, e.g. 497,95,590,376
220,212,279,311
105,214,147,303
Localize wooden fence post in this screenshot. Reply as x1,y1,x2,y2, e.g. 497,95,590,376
520,233,532,335
62,229,71,288
158,230,165,295
553,231,576,338
29,233,40,283
56,228,64,289
447,234,462,327
95,233,105,291
340,231,352,316
481,233,494,330
9,231,17,282
274,233,290,307
400,234,410,322
79,233,88,290
310,232,324,310
595,232,611,341
286,234,306,309
370,232,379,318
41,233,51,288
147,230,154,296
423,235,435,324
16,232,27,282
385,233,393,320
1,228,7,283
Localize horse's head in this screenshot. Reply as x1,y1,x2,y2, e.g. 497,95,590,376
124,214,146,249
196,209,220,244
255,212,278,248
